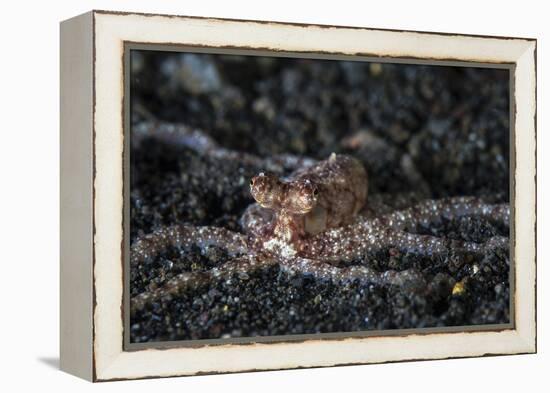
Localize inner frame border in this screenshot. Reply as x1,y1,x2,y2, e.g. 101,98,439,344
122,42,517,352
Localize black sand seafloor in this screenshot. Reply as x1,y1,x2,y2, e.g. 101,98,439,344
129,51,510,343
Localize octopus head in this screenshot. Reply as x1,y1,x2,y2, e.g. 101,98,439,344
250,172,283,209
251,173,319,215
285,180,318,215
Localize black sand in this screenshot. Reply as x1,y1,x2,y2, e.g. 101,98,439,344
129,51,510,343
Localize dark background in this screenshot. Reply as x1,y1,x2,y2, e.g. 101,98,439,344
129,50,510,342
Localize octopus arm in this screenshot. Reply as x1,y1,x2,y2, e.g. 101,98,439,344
300,228,508,263
298,196,509,263
387,230,509,256
131,255,276,312
133,121,316,173
381,196,510,231
282,258,425,289
131,225,248,267
240,203,274,237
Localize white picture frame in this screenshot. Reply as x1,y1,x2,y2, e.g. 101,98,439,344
60,10,536,381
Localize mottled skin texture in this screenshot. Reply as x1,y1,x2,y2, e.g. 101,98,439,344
248,153,368,254
129,134,510,313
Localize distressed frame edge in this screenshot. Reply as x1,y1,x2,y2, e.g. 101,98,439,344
59,11,95,381
123,42,517,353
88,11,536,382
92,8,537,42
512,40,537,354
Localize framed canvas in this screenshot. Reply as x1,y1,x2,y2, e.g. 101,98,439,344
60,10,537,382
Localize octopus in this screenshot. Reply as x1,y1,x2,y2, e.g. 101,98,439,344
130,122,510,313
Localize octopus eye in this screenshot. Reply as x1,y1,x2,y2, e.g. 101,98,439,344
250,179,254,186
313,188,319,197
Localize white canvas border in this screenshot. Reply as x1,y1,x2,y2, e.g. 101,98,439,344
91,11,536,381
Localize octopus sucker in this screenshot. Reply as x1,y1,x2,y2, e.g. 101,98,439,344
130,145,510,314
